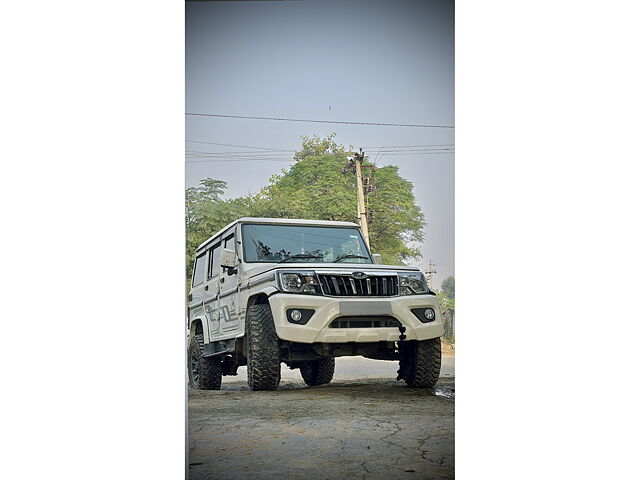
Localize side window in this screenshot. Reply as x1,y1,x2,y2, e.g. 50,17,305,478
207,243,221,279
192,253,206,287
223,235,236,267
224,234,235,250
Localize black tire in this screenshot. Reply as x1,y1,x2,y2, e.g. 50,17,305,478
399,337,441,388
246,304,281,391
300,357,335,386
188,333,222,390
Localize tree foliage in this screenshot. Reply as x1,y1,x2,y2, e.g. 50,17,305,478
185,134,427,280
437,275,455,311
441,275,455,300
293,133,352,162
366,164,424,263
185,179,254,281
253,155,357,221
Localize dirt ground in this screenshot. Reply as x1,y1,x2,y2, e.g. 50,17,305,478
188,352,454,480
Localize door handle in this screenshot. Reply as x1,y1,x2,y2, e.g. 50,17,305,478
220,277,225,284
205,285,209,291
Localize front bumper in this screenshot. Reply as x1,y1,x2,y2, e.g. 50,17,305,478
268,293,444,344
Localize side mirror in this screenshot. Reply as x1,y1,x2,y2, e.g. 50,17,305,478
372,253,383,265
221,248,236,269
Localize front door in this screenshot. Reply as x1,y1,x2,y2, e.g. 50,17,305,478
219,231,240,333
203,242,221,340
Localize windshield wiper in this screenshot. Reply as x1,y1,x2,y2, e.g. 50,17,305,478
334,254,371,263
278,254,323,263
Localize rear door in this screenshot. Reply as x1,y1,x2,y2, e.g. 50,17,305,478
188,251,208,328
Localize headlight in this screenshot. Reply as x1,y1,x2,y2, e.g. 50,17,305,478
277,271,321,295
399,272,429,295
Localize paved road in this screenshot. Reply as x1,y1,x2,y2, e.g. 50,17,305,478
188,355,455,480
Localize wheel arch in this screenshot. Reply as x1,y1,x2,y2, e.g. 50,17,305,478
246,292,271,310
189,315,210,342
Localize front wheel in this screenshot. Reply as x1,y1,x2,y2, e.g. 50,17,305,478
399,338,441,388
300,358,335,386
246,304,281,391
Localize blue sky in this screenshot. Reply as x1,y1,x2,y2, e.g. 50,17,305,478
186,0,454,286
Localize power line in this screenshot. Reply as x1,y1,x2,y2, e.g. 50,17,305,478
366,150,455,156
186,139,454,153
186,148,453,157
185,140,295,152
365,148,455,153
185,150,294,157
186,151,293,159
185,151,454,161
183,140,455,164
186,147,454,155
186,158,293,163
185,150,454,163
363,144,454,149
186,112,455,129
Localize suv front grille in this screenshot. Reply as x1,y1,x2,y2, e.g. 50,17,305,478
318,274,399,297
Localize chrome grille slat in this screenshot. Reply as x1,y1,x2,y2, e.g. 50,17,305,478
331,277,340,294
342,277,349,295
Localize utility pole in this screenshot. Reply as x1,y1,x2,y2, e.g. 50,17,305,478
354,149,370,248
342,148,374,248
426,260,437,289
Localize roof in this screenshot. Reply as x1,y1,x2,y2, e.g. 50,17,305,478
196,217,360,252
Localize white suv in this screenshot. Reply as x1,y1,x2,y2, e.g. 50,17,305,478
187,217,444,391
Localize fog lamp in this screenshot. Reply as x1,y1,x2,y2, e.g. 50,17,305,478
290,309,302,322
424,308,435,321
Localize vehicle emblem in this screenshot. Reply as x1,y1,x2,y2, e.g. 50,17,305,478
352,272,367,279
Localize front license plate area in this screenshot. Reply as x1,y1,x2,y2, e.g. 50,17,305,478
339,301,392,316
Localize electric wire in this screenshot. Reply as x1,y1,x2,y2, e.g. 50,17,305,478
186,112,455,129
185,151,454,163
185,148,454,158
186,140,295,152
184,140,455,163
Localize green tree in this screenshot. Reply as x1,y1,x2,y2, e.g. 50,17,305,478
255,135,425,265
441,276,455,300
185,134,427,282
293,133,352,162
185,179,254,282
437,290,455,312
253,155,357,221
366,164,424,263
437,276,455,312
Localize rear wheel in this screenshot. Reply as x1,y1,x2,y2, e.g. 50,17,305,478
399,338,441,388
246,304,281,391
300,358,335,386
188,333,222,390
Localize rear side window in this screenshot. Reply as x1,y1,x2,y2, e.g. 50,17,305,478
207,243,221,279
192,253,206,287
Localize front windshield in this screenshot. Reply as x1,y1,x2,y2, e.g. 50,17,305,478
241,224,372,264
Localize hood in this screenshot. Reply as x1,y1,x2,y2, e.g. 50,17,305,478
242,262,420,279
